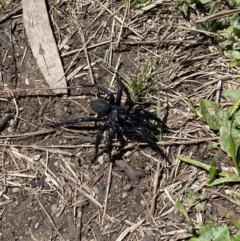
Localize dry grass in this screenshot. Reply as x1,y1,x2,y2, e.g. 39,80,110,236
1,0,240,240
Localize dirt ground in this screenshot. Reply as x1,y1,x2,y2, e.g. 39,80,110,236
1,1,240,241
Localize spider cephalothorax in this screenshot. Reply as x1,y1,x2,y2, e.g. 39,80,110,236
50,79,164,163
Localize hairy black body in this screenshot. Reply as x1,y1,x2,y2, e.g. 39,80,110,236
50,79,163,163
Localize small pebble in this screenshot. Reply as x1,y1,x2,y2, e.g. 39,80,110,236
12,187,21,193
54,161,59,167
50,204,58,214
122,192,129,199
63,45,70,50
45,176,52,183
145,165,150,172
104,223,111,230
34,222,39,229
123,184,132,191
96,182,105,191
147,19,152,24
25,78,29,85
97,156,104,165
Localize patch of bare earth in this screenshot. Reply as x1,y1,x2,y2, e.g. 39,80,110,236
1,1,240,240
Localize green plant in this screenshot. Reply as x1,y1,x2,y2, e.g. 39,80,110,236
0,0,6,10
189,221,240,241
175,0,213,17
177,89,240,185
175,0,240,67
217,14,240,67
200,93,240,173
121,59,155,103
226,0,240,8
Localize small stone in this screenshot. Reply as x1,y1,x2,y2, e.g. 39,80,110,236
12,187,21,193
123,184,132,191
96,182,105,191
63,45,70,50
122,192,128,199
54,161,59,167
145,165,150,172
34,222,39,229
97,155,104,165
25,78,29,85
51,204,58,214
147,19,152,24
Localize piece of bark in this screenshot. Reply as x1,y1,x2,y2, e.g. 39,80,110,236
22,0,67,95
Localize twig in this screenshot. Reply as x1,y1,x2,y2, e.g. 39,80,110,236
78,25,95,84
148,160,161,219
0,129,55,139
92,223,105,241
116,219,145,241
101,162,113,226
96,0,142,39
35,194,66,240
196,8,240,23
0,5,22,23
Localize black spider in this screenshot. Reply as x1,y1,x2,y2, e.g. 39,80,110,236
49,79,164,163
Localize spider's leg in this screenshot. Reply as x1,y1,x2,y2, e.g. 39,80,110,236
141,110,168,129
48,117,103,127
91,124,109,163
95,84,115,105
107,126,117,162
116,77,134,108
123,127,163,155
139,109,161,122
79,83,115,104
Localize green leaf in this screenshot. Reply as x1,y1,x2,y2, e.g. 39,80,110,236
177,155,240,185
226,0,240,7
184,187,206,206
195,203,205,212
208,155,217,183
224,89,240,102
200,100,230,130
232,234,240,241
229,128,236,160
234,191,240,200
209,176,240,186
224,50,233,59
229,60,238,67
175,199,191,222
233,51,240,60
230,216,240,230
230,14,240,30
189,224,230,241
182,3,189,17
199,0,213,3
220,126,240,157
